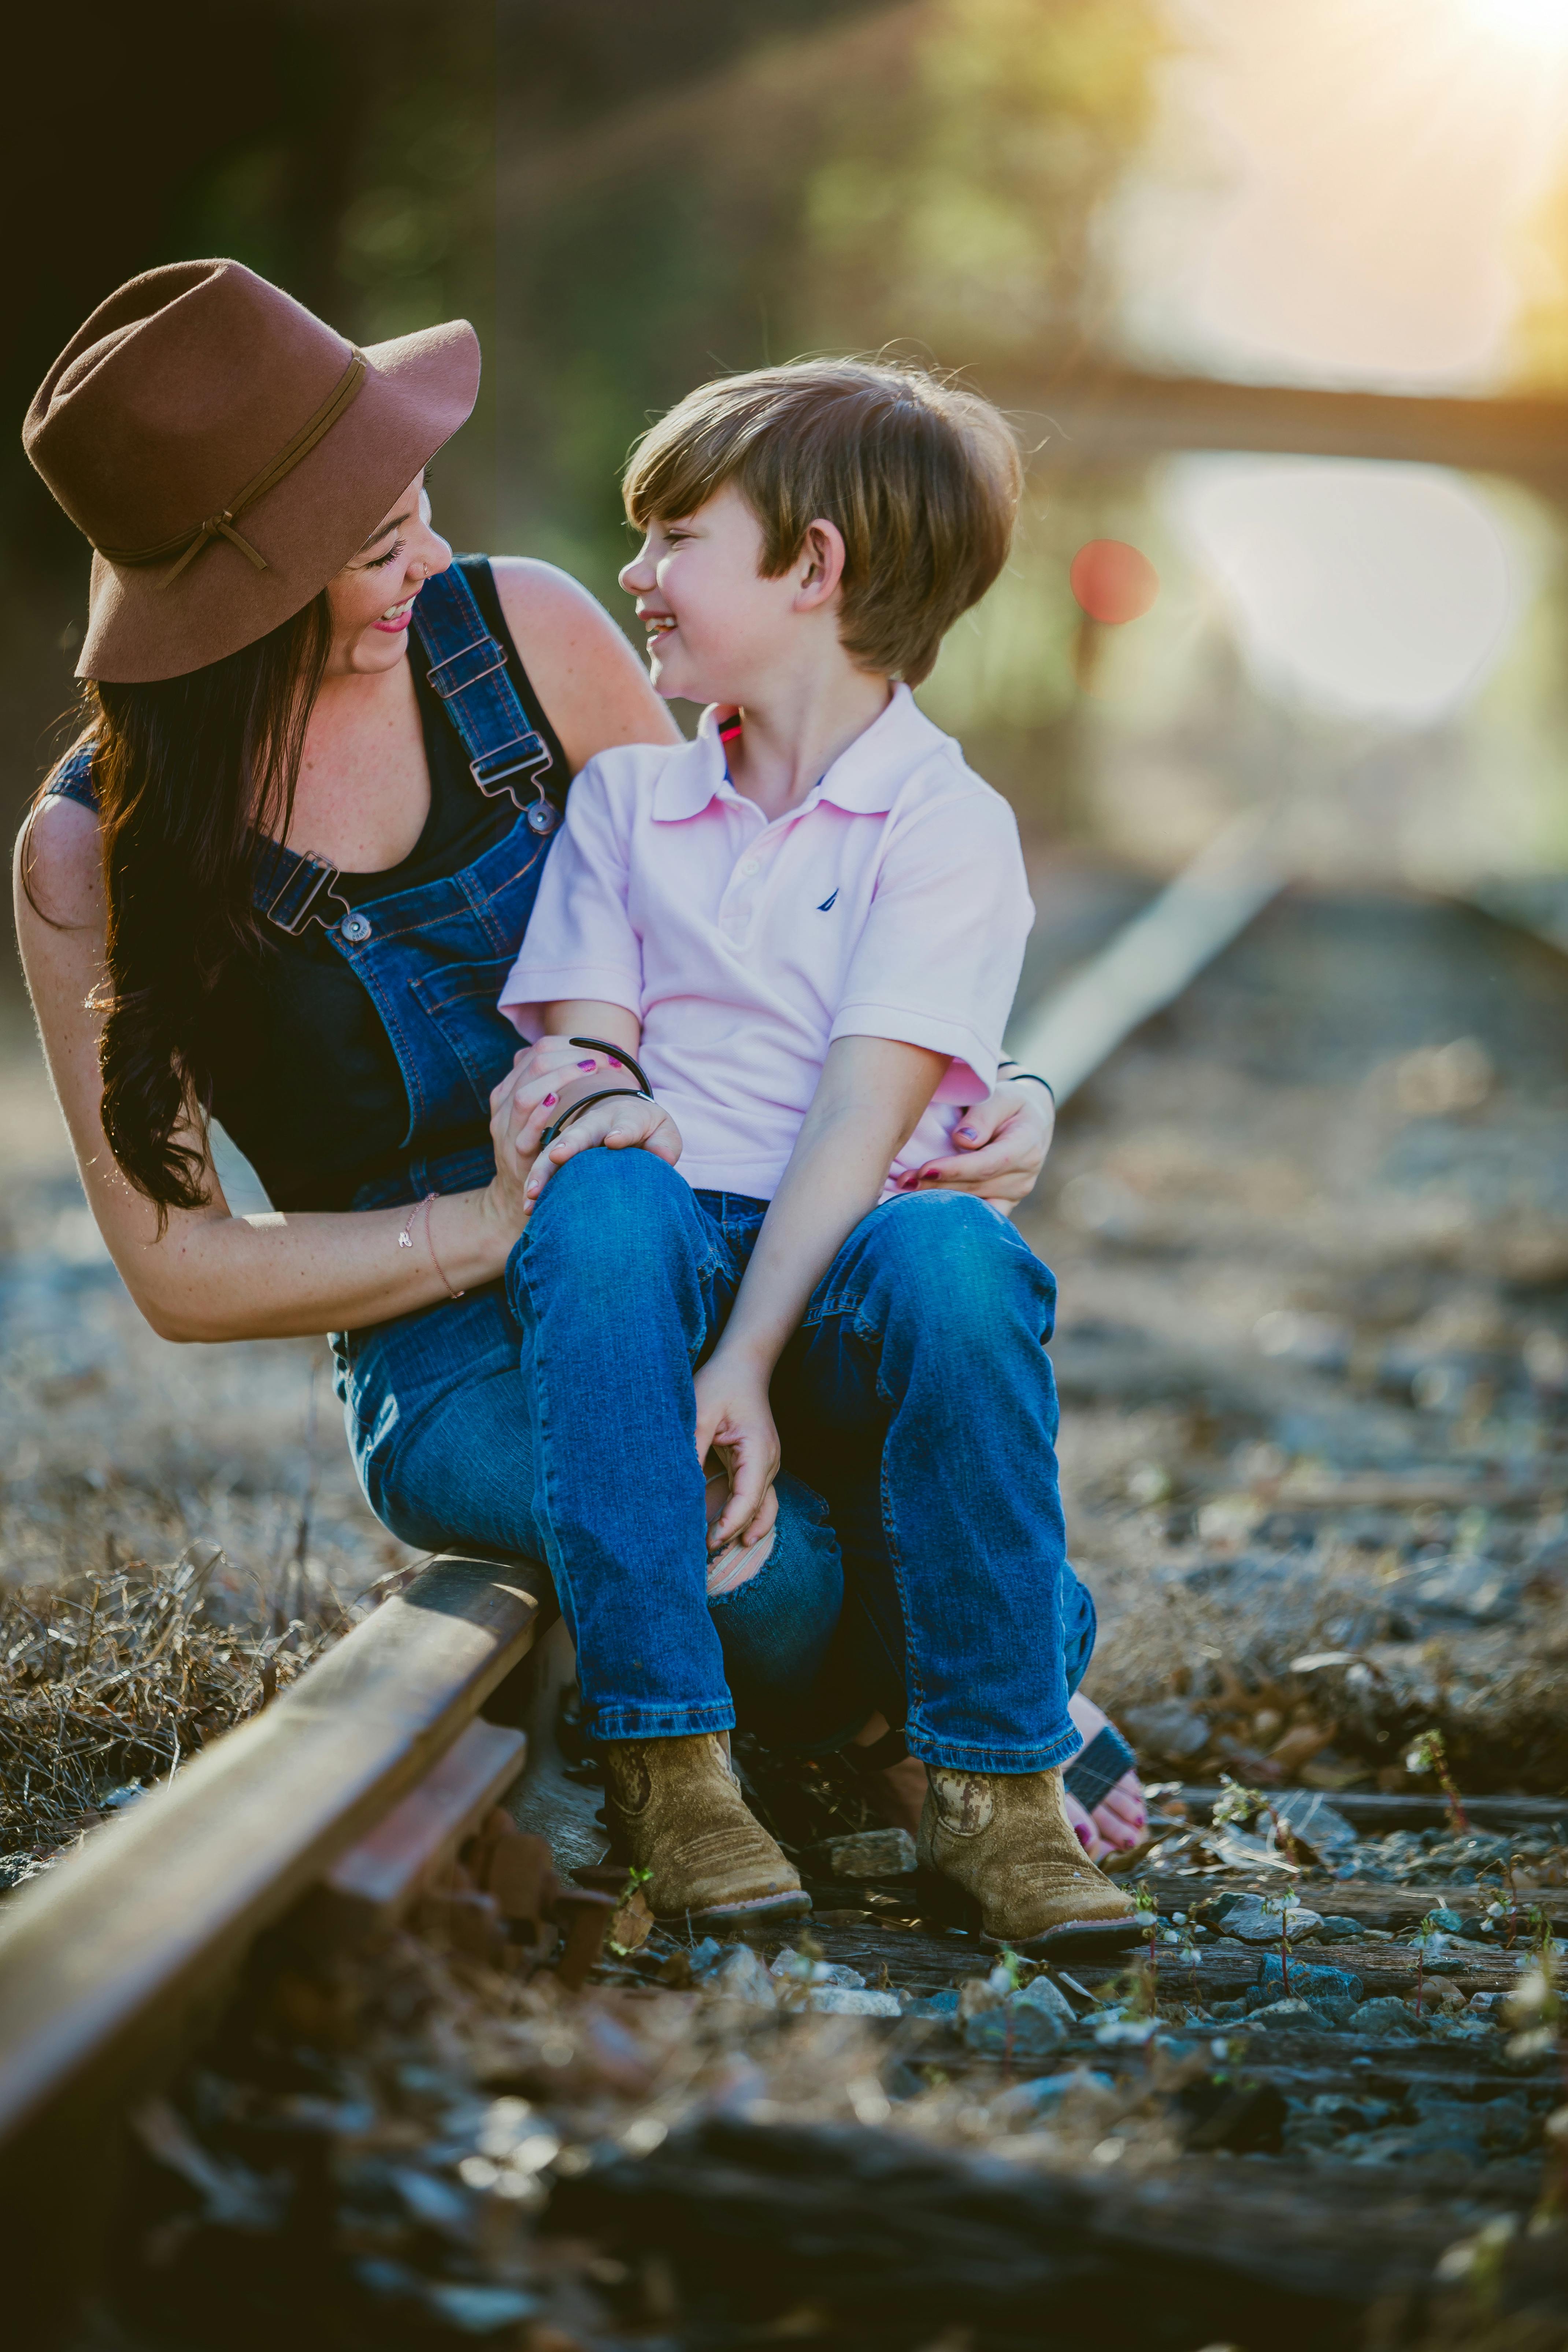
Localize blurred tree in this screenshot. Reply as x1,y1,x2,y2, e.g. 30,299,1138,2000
5,0,1164,839
793,0,1161,363
496,0,1164,593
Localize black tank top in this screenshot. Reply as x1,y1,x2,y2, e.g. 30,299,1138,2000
193,558,570,1212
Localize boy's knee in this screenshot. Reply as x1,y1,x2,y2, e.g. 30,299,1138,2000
508,1148,698,1307
860,1192,1056,1336
549,1142,682,1218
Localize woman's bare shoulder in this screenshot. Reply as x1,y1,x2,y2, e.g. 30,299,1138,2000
489,553,609,619
13,789,102,935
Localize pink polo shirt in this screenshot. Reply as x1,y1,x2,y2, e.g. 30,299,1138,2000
498,684,1034,1199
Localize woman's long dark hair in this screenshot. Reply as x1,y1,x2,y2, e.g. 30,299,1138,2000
27,593,333,1216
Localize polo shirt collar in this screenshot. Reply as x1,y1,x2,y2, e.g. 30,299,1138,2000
650,720,731,821
654,685,944,822
815,684,945,813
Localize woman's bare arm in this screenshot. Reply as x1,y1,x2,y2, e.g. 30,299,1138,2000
13,559,676,1348
12,797,541,1340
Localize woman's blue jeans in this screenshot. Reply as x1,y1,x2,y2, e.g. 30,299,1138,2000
335,1150,1094,1770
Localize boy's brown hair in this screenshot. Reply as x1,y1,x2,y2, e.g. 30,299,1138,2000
623,359,1022,685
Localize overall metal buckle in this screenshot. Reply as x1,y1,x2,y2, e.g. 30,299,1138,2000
426,636,509,698
470,737,560,834
264,853,354,935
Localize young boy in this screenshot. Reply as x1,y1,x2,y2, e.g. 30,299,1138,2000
497,359,1139,1953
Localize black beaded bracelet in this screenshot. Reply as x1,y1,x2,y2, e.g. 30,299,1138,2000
999,1059,1056,1103
538,1036,657,1150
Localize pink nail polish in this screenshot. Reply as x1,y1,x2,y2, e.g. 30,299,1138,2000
1074,1822,1092,1850
577,1058,596,1069
543,1094,556,1107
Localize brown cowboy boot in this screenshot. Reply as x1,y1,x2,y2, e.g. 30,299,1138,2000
917,1763,1145,1954
600,1734,811,1926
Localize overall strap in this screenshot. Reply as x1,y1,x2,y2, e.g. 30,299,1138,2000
254,838,356,938
255,560,563,941
44,744,99,812
42,736,363,942
410,564,561,838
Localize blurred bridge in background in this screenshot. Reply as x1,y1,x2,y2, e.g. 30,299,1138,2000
1004,365,1568,490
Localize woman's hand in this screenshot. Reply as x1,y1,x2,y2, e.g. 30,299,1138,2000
897,1075,1054,1210
693,1344,781,1549
485,1037,682,1237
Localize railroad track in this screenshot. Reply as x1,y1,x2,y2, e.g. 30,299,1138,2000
4,843,1568,2347
0,1551,558,2338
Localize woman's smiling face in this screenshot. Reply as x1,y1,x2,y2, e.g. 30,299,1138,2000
325,472,452,676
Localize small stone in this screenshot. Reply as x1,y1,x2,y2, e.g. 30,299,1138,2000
1224,1897,1324,1944
1013,1974,1077,2028
807,1985,902,2017
965,2001,1068,2058
1412,1977,1467,2015
1092,2015,1161,2047
1346,1996,1424,2037
770,1948,864,1989
822,1828,918,1878
1256,1955,1365,2008
708,1945,777,2006
1313,1916,1365,1943
1247,1998,1329,2035
905,1985,960,2015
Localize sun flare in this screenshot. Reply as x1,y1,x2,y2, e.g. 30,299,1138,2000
1456,0,1568,55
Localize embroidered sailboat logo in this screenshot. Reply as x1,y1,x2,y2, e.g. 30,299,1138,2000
817,888,839,912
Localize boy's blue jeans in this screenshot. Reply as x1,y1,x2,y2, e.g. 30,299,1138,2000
336,1149,1093,1771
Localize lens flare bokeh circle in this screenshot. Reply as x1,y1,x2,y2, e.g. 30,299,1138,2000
1069,540,1161,626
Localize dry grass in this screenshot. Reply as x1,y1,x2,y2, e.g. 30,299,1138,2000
0,1543,388,1881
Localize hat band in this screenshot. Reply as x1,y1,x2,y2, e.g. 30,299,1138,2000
96,348,368,588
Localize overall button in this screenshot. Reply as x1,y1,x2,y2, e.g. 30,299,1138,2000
738,856,759,877
340,910,373,943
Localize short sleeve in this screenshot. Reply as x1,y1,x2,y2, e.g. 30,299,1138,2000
497,757,645,1035
829,784,1034,1100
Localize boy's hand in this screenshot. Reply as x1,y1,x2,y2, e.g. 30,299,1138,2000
898,1075,1053,1210
693,1345,780,1548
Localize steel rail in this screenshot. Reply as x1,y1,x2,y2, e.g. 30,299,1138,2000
1005,809,1287,1102
0,1549,552,2333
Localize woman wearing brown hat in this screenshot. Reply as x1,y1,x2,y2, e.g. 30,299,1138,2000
15,260,1071,1922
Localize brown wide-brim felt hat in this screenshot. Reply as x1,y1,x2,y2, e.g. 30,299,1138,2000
23,258,480,683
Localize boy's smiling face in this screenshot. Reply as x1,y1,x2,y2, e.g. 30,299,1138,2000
619,482,835,706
